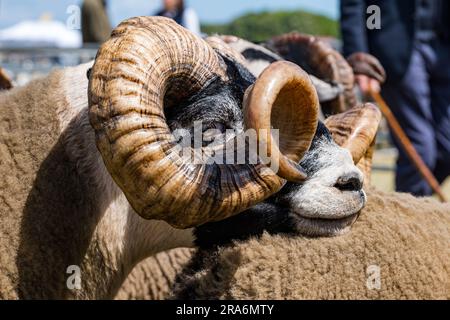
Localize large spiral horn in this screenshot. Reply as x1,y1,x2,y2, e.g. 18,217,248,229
89,17,319,228
267,32,356,115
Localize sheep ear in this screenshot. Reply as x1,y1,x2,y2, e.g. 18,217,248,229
205,36,248,67
324,104,381,184
0,67,13,90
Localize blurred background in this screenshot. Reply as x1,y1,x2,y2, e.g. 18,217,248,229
0,0,339,85
0,0,449,198
0,0,338,37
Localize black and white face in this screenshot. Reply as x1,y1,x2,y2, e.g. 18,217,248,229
193,122,366,248
163,54,366,247
271,122,366,237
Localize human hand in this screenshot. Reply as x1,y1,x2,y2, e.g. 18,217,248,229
347,52,386,94
355,74,381,94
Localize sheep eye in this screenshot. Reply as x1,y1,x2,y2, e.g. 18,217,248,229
203,129,223,141
203,123,226,133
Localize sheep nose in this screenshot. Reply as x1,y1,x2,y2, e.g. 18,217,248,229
334,172,363,192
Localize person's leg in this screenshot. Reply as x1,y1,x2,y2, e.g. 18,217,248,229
429,41,450,183
381,43,436,196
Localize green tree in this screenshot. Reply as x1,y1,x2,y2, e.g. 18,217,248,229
202,10,338,42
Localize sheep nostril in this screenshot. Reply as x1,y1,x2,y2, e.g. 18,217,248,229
334,175,363,192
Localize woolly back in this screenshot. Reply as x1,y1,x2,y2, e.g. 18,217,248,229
171,188,450,299
0,64,101,299
116,248,194,300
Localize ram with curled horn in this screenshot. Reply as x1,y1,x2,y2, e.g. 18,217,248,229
118,103,383,299
0,17,320,299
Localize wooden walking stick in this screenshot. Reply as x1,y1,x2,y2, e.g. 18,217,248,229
370,89,448,202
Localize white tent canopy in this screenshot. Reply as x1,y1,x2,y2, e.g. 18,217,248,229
0,20,82,48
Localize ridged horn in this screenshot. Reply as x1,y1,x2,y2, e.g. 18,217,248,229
88,17,318,228
267,32,356,115
324,104,381,182
244,61,319,181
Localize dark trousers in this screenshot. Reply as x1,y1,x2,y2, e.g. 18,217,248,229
382,40,450,196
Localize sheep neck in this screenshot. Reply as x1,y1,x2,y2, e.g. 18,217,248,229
1,63,194,299
57,69,194,298
72,190,194,299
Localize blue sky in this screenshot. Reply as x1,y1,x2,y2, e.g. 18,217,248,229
0,0,338,29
